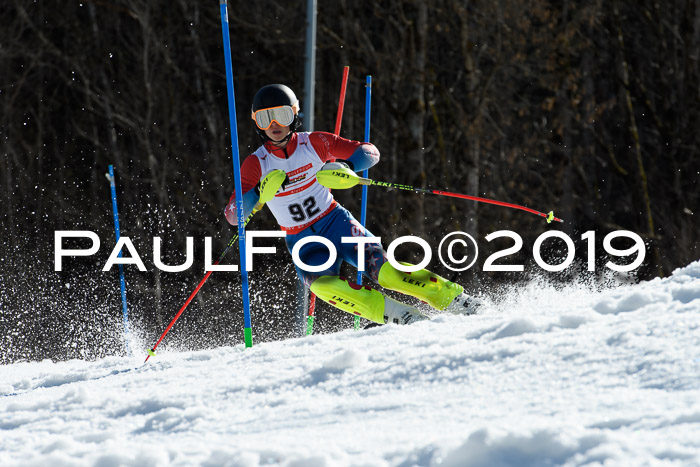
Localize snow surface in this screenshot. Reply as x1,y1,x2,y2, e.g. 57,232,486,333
1,262,699,466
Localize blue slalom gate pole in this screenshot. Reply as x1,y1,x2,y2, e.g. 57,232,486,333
354,75,372,330
359,76,372,241
106,164,131,356
219,0,253,347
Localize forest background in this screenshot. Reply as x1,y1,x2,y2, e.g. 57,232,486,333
1,0,698,363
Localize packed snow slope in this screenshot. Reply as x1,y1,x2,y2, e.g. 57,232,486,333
1,261,699,466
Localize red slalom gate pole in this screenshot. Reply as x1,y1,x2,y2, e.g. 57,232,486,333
334,66,350,135
306,65,350,336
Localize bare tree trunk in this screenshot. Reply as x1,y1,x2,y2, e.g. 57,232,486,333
404,0,427,235
615,6,663,277
459,3,479,238
558,1,575,238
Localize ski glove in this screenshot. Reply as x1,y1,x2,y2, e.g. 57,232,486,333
316,162,361,190
258,169,289,204
224,169,289,226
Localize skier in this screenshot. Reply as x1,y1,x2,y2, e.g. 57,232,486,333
225,84,480,325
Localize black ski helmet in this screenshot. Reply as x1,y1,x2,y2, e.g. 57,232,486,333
251,84,302,142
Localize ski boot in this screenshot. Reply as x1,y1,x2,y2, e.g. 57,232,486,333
378,262,482,315
383,296,429,325
309,275,428,325
443,285,483,316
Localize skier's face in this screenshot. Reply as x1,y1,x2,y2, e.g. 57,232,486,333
265,121,291,147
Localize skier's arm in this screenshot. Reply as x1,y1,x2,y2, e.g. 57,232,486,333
309,132,380,172
224,155,262,226
224,190,259,226
344,144,379,172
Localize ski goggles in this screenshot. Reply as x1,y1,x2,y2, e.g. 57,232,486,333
251,105,298,130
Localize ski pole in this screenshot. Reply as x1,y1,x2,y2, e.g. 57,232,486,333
306,65,350,336
354,75,372,331
144,205,261,363
105,165,131,356
317,170,564,223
